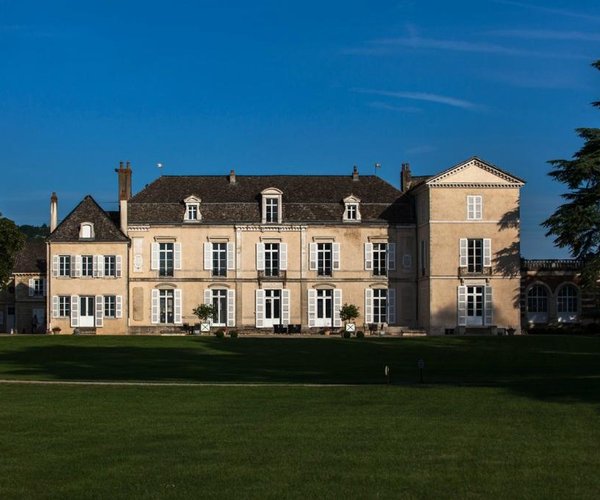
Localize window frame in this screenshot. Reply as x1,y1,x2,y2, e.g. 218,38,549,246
467,195,483,220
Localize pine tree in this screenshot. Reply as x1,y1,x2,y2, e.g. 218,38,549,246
0,213,26,287
543,60,600,287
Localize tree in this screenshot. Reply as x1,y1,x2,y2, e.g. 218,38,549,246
0,213,26,287
543,60,600,287
193,303,215,323
339,303,360,325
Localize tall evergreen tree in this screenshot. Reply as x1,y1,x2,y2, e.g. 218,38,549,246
543,60,600,287
0,213,26,287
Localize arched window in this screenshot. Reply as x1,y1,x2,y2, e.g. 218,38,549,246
527,284,549,324
557,284,578,323
79,222,94,239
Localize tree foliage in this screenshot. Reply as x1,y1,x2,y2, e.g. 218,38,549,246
19,223,49,240
543,60,600,287
193,304,215,322
339,303,360,323
0,213,26,287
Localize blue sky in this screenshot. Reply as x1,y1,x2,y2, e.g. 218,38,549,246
1,0,598,258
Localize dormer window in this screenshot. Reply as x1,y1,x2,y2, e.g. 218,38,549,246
261,188,283,224
79,222,94,239
343,195,361,222
183,196,201,222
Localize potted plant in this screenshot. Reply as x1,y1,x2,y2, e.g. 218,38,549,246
339,303,359,334
192,304,215,334
51,326,61,335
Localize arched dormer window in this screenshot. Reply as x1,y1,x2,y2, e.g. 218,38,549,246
79,222,94,239
183,196,201,222
261,188,282,224
343,195,361,222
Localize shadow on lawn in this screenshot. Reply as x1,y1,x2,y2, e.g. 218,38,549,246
0,336,599,405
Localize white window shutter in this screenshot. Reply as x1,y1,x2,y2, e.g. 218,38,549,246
227,289,236,327
28,278,34,296
365,288,373,325
116,295,123,319
387,288,396,324
484,285,493,325
308,289,316,327
333,289,342,327
387,243,396,271
483,239,492,267
151,289,159,324
174,289,182,324
256,243,265,271
98,255,105,277
174,243,182,270
71,295,79,327
309,243,317,271
457,286,467,326
255,289,265,328
73,255,81,277
478,196,483,219
281,289,290,325
204,243,212,271
95,295,104,327
333,243,341,270
93,255,99,277
115,255,122,277
52,296,59,318
459,239,468,268
151,243,159,271
364,243,373,271
279,243,288,271
204,288,212,306
227,242,235,270
52,255,59,277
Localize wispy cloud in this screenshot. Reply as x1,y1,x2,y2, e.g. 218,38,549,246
487,29,600,42
345,35,588,60
494,1,600,23
367,101,422,113
353,88,479,110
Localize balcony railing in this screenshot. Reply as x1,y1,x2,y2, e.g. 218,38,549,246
521,259,583,271
258,270,287,280
458,266,492,277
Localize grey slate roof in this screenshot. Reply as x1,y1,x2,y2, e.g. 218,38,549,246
13,240,47,274
47,195,129,242
129,175,413,224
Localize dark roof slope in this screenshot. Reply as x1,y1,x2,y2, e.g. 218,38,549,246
129,175,413,224
13,240,47,273
47,195,129,242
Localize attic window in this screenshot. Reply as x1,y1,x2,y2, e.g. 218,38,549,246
343,196,361,222
79,222,94,239
261,188,283,224
183,196,201,222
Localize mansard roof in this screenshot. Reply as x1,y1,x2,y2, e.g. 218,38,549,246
13,240,47,274
47,195,129,242
129,175,413,224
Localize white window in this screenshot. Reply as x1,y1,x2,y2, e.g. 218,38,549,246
365,288,396,325
204,288,236,327
57,255,71,277
183,196,201,222
261,188,283,224
458,285,493,327
256,288,290,328
467,195,483,220
79,222,94,239
343,196,361,222
459,238,491,272
365,243,396,275
151,242,182,277
151,289,182,325
557,284,578,323
104,255,116,277
204,242,235,277
310,242,340,276
52,296,71,318
256,243,287,276
104,296,116,318
29,278,45,297
81,255,94,277
307,288,341,328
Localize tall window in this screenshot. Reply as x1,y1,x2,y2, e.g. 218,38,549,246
467,195,483,220
527,285,548,314
264,243,280,277
31,278,45,297
316,289,333,325
104,255,116,277
557,284,578,322
212,243,227,277
265,198,279,223
373,243,387,276
211,289,228,326
104,295,116,318
373,289,388,323
159,289,174,323
59,255,71,277
186,204,198,221
58,296,70,317
184,196,201,222
81,255,94,277
265,289,281,324
317,243,332,277
467,239,483,273
159,243,174,277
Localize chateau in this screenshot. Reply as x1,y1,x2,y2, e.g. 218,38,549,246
23,156,532,335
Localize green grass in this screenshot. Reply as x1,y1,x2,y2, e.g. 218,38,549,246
1,335,599,499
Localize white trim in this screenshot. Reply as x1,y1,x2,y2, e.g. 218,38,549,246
174,289,182,324
307,289,316,328
333,289,342,328
255,289,265,328
365,288,373,325
279,243,288,271
256,243,265,271
364,243,373,271
204,243,212,271
95,295,104,328
227,289,236,327
281,289,290,326
151,289,159,324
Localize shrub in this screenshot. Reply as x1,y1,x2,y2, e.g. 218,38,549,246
356,330,365,339
214,329,225,338
229,330,239,338
342,330,351,339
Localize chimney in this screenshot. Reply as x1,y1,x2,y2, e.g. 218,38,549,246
229,169,236,184
401,163,412,192
114,161,132,233
50,192,58,232
352,165,359,181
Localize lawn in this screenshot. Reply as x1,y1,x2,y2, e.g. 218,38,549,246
1,335,599,499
